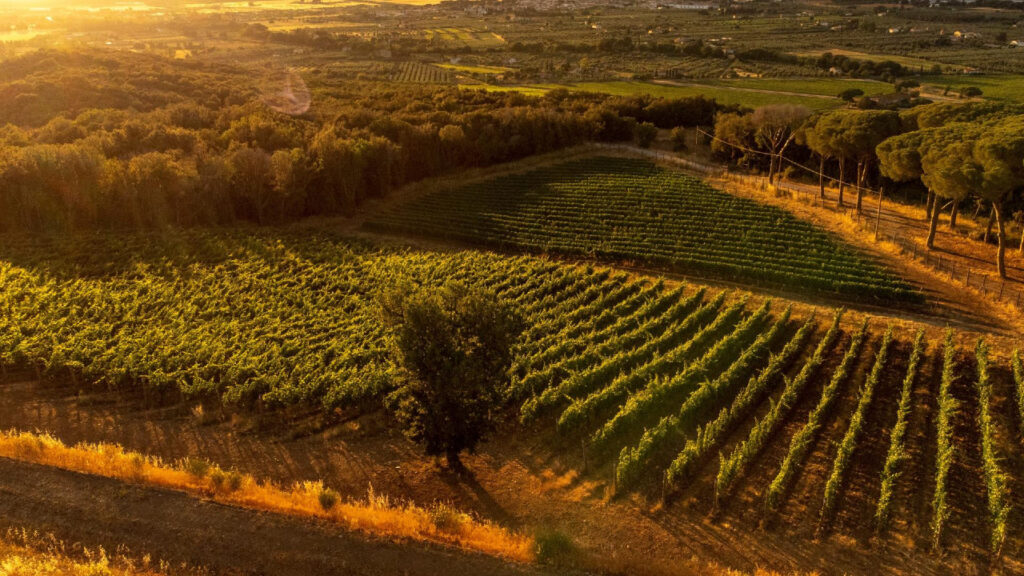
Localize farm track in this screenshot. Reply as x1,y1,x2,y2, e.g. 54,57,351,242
0,457,551,576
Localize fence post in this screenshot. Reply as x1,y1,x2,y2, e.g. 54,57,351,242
581,437,588,474
981,275,987,293
966,269,971,286
874,186,884,240
999,282,1005,299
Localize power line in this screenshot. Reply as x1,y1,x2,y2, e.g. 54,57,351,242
695,128,875,195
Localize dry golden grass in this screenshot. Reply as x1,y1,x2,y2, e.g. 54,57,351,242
0,430,535,563
0,527,185,576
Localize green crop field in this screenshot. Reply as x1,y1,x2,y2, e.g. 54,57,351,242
392,61,453,84
367,156,918,304
790,49,951,72
918,74,1024,104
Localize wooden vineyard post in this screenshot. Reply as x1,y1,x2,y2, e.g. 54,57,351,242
874,186,884,240
581,437,588,474
966,269,971,286
999,282,1005,299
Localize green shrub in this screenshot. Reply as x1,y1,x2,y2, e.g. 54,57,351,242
428,502,466,533
318,487,340,511
534,528,574,564
181,457,211,479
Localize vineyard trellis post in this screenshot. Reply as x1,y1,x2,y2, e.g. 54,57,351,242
612,462,617,495
581,437,588,474
874,186,884,240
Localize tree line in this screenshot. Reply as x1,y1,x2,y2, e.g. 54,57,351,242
0,49,730,233
711,100,1024,278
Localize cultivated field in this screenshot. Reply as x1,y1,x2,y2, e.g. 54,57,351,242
368,156,918,303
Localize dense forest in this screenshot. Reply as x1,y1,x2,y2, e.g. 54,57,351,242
0,50,731,233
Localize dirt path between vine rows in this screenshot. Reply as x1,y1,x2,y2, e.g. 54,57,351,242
0,456,553,576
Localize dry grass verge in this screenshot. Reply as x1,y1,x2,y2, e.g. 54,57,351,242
0,429,535,564
0,527,194,576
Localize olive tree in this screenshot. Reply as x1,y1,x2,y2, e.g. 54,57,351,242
381,283,524,470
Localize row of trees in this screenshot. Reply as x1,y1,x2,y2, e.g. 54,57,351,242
878,116,1024,277
712,101,1024,278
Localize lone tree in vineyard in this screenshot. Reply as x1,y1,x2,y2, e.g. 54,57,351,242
382,283,524,470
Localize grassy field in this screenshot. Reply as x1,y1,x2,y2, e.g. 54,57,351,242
698,77,892,97
427,28,505,49
918,74,1024,104
791,49,951,72
367,156,917,303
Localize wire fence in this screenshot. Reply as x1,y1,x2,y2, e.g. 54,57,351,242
596,142,1024,313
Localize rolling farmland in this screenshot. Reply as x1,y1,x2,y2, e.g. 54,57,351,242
367,156,918,304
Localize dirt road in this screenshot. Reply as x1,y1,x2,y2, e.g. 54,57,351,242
0,457,554,576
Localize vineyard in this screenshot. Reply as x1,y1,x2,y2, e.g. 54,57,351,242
504,287,1024,565
0,230,690,410
0,217,1022,569
367,156,919,304
391,61,453,84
